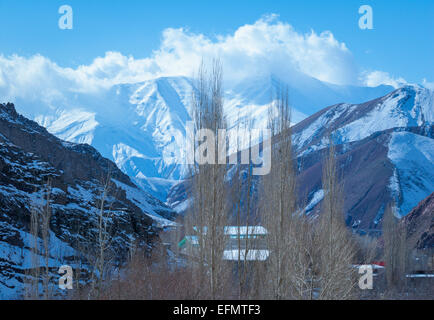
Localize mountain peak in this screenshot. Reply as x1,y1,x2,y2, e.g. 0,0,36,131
0,102,17,113
0,102,19,119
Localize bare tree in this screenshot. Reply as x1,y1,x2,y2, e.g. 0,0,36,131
25,181,52,300
383,203,407,291
229,125,262,299
315,140,356,300
27,203,40,299
185,59,230,299
41,181,52,300
260,85,301,299
88,172,116,299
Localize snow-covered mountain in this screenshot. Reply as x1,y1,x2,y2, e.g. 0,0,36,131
11,75,393,201
295,125,434,230
292,85,434,155
291,85,434,222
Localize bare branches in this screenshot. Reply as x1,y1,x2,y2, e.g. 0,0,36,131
315,140,356,300
26,180,52,300
261,84,302,299
88,171,117,299
186,59,230,299
383,203,408,291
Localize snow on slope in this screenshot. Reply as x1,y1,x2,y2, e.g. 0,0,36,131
0,227,76,299
387,131,434,217
282,85,434,221
335,86,434,144
34,109,98,145
293,85,434,155
112,179,176,227
305,189,325,213
293,103,356,154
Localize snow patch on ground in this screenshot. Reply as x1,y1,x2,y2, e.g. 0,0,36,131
112,179,175,227
305,189,325,213
171,198,191,214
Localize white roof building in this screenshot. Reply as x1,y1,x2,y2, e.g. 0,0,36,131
180,226,269,262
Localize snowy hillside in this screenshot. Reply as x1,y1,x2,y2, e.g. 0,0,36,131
387,131,434,218
289,85,434,221
12,74,393,201
292,85,434,155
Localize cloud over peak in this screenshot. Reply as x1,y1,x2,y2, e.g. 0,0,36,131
152,15,358,85
0,15,417,104
361,70,408,89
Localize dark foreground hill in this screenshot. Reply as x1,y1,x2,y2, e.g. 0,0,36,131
0,103,174,298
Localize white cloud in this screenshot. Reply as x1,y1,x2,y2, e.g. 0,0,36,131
0,14,419,104
0,16,360,100
422,78,434,90
361,70,407,89
151,15,358,85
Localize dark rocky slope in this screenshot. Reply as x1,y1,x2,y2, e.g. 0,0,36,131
403,192,434,250
0,103,174,298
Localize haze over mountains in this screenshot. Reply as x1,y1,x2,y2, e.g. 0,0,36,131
11,74,394,200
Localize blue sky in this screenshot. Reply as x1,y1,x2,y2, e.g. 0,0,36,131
0,0,433,86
